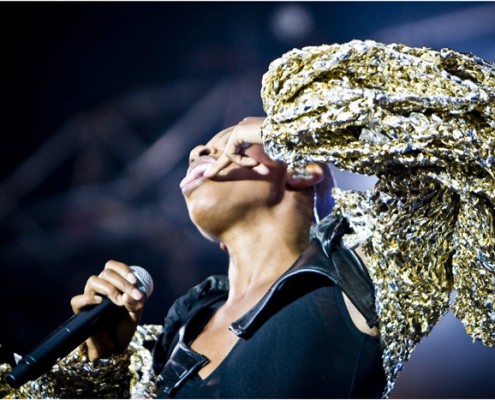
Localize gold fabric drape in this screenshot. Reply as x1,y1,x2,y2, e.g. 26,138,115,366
260,40,495,396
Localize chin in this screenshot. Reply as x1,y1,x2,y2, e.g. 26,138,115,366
186,195,226,241
195,225,220,242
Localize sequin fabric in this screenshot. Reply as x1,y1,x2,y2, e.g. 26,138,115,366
261,39,495,397
0,324,162,398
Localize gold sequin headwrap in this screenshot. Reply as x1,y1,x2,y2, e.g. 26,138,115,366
260,40,495,397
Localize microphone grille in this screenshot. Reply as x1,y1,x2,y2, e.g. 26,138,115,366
129,266,154,300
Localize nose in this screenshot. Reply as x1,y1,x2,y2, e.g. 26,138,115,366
189,144,214,164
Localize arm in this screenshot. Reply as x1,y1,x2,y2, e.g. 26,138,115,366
1,260,157,398
1,324,162,399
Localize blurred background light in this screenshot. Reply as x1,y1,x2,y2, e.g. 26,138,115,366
271,4,315,43
0,2,494,397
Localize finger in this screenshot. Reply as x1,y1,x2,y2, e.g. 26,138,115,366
71,293,104,314
83,274,144,314
103,260,137,285
98,267,143,303
76,275,143,317
203,154,233,178
204,154,261,178
233,117,264,144
252,163,271,175
79,260,144,305
120,292,145,315
231,153,259,167
82,273,138,309
102,260,144,301
82,274,124,306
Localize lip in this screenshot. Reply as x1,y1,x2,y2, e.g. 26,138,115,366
180,156,216,195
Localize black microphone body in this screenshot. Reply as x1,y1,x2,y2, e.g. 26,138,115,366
6,298,122,388
6,266,153,389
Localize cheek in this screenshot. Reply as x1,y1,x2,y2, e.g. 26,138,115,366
184,179,281,230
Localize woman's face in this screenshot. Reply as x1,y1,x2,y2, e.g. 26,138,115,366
180,122,287,240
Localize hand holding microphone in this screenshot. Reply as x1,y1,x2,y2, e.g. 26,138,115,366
6,260,153,388
70,260,153,360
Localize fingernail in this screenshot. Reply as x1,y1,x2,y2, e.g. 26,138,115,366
126,272,137,284
254,164,270,175
132,288,143,301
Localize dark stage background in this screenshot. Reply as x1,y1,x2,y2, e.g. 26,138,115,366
1,2,495,397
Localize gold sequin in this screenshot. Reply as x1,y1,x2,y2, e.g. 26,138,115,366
261,40,495,397
0,324,162,398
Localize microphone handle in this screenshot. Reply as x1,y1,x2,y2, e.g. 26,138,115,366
6,298,124,388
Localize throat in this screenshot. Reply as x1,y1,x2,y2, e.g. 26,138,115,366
225,250,300,305
189,244,303,380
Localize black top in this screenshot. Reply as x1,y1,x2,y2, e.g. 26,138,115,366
153,214,386,398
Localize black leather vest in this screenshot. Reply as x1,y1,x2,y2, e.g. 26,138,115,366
153,213,379,396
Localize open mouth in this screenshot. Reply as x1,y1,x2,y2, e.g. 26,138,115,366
179,158,215,195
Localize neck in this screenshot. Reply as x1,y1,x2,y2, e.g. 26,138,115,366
220,210,311,308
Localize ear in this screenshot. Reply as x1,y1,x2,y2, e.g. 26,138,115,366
286,163,324,190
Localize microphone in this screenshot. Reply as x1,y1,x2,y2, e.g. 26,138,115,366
5,265,154,389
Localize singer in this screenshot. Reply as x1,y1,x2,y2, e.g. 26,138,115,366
2,40,495,398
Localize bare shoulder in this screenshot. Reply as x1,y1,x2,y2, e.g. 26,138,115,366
343,246,380,337
342,292,380,337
